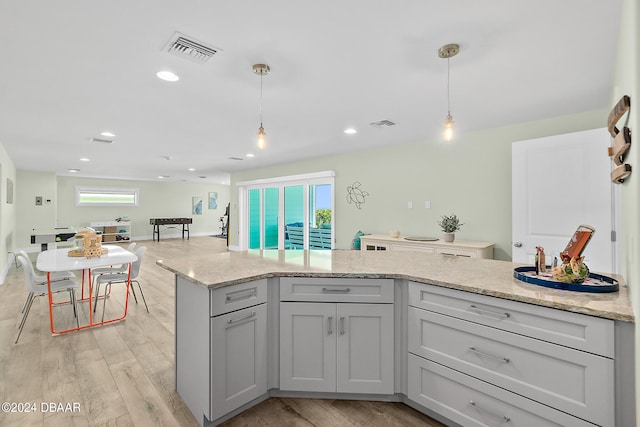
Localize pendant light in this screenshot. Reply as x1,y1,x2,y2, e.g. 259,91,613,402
252,64,270,149
438,44,459,141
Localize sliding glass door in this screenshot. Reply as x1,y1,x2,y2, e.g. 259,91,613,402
238,172,335,251
247,187,279,249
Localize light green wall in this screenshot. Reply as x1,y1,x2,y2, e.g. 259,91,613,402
0,142,17,280
230,110,605,260
614,0,639,421
15,170,58,248
13,173,230,245
56,176,230,241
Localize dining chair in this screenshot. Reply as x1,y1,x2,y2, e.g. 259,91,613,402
91,242,137,277
94,246,148,319
17,249,76,314
15,254,80,343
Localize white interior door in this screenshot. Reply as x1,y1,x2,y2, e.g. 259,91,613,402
512,128,617,274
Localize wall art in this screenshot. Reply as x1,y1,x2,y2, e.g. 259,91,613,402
192,196,203,215
346,181,369,209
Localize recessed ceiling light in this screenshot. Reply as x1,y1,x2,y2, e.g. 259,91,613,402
188,168,196,171
158,175,170,179
101,131,116,137
344,128,357,134
157,70,179,82
79,158,90,162
68,168,80,173
246,153,255,158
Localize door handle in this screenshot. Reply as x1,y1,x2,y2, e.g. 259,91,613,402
469,304,511,319
339,316,345,335
226,288,257,302
468,346,510,363
327,316,333,335
226,311,256,325
322,287,351,294
469,401,510,422
513,241,522,248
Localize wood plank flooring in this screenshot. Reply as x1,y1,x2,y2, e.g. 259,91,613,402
0,237,445,427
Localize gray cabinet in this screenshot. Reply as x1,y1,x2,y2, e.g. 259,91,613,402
279,278,394,395
175,278,267,426
211,303,267,419
407,282,615,426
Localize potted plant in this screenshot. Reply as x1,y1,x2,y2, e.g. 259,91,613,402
438,214,463,242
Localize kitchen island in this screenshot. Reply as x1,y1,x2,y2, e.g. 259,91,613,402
157,250,635,427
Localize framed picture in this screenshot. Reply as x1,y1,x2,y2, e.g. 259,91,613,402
192,196,203,215
208,192,218,209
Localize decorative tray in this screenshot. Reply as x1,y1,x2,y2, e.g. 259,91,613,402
404,236,439,241
513,266,619,293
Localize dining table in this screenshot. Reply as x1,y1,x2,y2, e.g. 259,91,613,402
36,244,138,334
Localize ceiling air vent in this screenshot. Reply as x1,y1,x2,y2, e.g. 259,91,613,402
89,137,113,144
165,32,221,64
228,157,244,161
369,119,396,128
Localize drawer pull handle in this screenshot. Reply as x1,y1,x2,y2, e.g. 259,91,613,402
469,401,510,422
469,347,510,364
322,287,351,293
226,289,257,302
469,304,510,319
339,316,346,335
328,316,333,335
227,311,257,324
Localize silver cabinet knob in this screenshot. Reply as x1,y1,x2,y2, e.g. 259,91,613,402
513,241,522,248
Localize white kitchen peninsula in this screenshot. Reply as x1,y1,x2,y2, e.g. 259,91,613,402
157,250,635,427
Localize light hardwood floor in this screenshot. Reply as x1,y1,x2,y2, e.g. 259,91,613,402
0,237,445,427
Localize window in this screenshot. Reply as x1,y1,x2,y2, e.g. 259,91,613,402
75,186,139,207
238,171,335,250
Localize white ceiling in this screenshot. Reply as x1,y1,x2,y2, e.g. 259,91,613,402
0,1,622,185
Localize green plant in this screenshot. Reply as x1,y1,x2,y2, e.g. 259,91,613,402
438,214,463,233
315,209,332,227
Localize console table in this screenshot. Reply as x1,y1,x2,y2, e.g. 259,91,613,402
150,218,192,242
360,234,494,259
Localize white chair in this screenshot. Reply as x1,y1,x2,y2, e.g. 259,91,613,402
91,242,137,277
17,250,76,314
15,254,80,344
94,246,148,319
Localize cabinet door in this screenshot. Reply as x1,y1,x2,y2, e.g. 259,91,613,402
280,302,336,392
336,303,394,394
211,303,267,420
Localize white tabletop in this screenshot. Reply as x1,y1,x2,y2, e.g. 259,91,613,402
37,245,137,272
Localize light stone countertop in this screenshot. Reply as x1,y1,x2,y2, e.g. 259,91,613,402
156,249,635,323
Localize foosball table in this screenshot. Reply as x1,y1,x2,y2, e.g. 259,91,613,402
149,218,192,242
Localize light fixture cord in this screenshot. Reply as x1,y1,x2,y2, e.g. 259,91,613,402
447,56,451,115
259,71,264,125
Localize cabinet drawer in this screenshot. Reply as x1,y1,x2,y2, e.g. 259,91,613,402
280,277,394,303
390,244,435,253
409,307,614,426
408,281,614,357
210,279,267,316
436,248,476,258
408,354,595,427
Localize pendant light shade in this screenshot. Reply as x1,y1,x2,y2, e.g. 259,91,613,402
253,64,270,149
438,44,459,141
